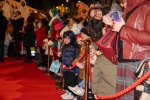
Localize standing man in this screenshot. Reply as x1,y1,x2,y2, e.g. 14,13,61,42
0,9,7,62
11,11,24,59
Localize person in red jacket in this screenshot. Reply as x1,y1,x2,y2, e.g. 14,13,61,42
104,0,150,99
36,18,48,70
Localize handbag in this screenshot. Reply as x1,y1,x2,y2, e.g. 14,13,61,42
96,27,118,64
135,58,150,100
49,60,60,73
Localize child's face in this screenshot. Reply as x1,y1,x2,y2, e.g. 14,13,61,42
63,37,70,44
89,45,96,55
76,37,82,45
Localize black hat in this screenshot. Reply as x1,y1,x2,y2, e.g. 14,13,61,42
80,28,90,36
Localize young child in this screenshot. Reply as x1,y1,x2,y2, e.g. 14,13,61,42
4,27,12,57
59,31,77,99
68,42,98,97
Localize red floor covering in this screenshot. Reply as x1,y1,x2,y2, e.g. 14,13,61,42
0,57,64,100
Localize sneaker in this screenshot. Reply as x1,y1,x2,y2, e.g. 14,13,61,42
73,97,77,100
62,93,74,99
68,85,79,92
73,87,84,96
38,66,47,70
61,92,69,98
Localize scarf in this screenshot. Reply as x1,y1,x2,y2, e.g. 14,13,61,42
48,14,60,38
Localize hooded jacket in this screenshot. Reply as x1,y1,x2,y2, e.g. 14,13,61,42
120,0,150,60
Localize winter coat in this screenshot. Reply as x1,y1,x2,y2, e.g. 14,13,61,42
0,12,7,41
61,44,76,72
36,26,48,47
120,0,150,60
23,23,36,47
11,16,24,40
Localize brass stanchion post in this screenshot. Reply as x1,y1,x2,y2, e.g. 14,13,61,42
44,45,50,75
84,41,90,100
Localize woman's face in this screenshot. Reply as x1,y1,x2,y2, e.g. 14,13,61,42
120,0,127,9
90,9,102,20
68,18,74,26
63,37,70,44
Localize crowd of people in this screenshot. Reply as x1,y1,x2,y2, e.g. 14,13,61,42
0,0,150,100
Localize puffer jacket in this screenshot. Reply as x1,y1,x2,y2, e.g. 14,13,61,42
120,0,150,60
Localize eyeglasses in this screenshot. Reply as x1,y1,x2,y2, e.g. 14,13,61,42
91,8,102,19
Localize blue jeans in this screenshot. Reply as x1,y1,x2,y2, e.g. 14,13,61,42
78,79,91,89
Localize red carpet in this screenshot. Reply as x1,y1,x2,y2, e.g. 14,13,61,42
0,57,64,100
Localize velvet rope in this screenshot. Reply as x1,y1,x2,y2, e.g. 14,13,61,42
95,69,150,100
61,53,86,70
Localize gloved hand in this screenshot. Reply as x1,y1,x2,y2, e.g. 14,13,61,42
43,38,48,43
42,43,47,49
76,62,84,69
48,40,54,46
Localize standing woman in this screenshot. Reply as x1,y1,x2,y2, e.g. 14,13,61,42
36,18,48,70
104,0,150,99
23,16,35,63
88,7,118,97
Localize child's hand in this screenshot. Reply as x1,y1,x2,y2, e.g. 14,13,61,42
43,38,48,43
76,62,84,69
62,64,66,68
57,52,62,57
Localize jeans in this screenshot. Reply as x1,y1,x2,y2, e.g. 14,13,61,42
4,45,8,56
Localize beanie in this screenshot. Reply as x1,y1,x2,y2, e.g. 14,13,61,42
80,28,90,36
50,8,58,17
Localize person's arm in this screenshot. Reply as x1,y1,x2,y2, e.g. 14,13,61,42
120,11,150,45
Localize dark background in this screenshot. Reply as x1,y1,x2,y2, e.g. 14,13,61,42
0,0,114,13
0,0,113,10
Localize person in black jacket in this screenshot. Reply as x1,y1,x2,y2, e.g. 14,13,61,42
23,16,36,62
0,9,7,62
11,11,24,59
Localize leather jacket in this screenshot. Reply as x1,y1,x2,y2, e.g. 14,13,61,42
120,1,150,60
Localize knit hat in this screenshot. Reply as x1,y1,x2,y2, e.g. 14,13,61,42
80,28,90,36
50,8,58,17
76,34,82,39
